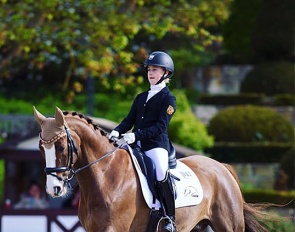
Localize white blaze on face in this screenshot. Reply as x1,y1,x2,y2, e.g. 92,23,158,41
42,144,64,196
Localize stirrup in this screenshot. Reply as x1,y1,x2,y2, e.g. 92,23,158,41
162,217,176,232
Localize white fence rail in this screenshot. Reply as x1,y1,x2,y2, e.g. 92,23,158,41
0,209,85,232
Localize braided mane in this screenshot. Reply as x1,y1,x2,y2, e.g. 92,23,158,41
63,111,107,137
62,111,119,147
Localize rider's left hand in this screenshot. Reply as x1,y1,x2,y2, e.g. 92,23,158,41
122,133,135,144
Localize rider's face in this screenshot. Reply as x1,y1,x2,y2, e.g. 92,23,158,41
147,65,167,85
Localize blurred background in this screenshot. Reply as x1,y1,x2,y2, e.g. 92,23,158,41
0,0,294,231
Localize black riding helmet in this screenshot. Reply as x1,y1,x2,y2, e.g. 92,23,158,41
144,51,174,84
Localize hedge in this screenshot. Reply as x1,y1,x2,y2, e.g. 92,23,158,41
243,188,295,208
199,93,265,106
198,93,295,106
204,142,294,163
240,62,295,96
207,105,294,143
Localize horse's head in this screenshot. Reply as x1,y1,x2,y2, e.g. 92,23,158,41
33,106,78,197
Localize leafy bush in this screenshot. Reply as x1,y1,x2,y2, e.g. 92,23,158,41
93,94,132,122
208,105,294,143
169,90,214,151
265,214,295,232
0,94,77,115
34,96,69,115
240,61,295,96
184,88,201,105
0,97,35,114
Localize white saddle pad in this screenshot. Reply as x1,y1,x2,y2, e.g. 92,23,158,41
123,145,203,210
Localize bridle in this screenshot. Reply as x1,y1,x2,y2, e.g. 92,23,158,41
40,125,78,186
40,125,118,189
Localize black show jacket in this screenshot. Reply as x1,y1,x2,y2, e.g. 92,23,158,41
115,86,176,153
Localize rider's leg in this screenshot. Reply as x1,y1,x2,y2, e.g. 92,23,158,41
145,148,176,232
156,172,176,232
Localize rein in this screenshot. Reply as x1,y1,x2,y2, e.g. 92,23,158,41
66,146,118,190
42,125,119,189
74,146,119,175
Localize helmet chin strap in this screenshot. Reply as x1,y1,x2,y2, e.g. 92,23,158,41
156,69,169,85
156,73,166,85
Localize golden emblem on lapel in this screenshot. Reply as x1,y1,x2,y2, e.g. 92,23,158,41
167,105,175,115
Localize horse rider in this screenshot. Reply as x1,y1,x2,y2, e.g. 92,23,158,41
109,51,177,232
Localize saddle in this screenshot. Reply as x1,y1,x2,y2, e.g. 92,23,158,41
128,144,177,198
121,144,203,232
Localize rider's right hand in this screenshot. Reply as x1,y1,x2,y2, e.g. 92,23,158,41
108,130,119,140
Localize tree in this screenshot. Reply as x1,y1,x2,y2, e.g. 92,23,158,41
222,0,262,59
221,0,295,63
0,0,232,100
251,0,295,61
240,0,295,96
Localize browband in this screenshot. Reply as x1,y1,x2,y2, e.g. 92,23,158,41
39,130,67,144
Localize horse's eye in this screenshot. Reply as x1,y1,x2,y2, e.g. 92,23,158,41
57,146,65,153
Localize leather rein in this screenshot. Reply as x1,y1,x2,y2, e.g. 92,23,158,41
40,125,118,189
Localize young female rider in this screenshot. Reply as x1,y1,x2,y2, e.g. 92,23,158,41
109,51,176,232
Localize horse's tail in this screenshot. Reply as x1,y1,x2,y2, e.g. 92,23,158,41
222,163,276,232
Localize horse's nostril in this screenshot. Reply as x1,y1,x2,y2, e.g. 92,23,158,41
53,186,61,196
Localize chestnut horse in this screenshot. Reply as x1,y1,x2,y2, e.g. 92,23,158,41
33,106,270,232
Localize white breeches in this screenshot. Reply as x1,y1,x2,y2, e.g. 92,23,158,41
145,148,168,181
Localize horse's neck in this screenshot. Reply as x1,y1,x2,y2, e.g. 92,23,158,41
68,120,115,175
76,147,135,202
70,119,112,162
66,119,138,210
75,129,118,186
78,131,115,168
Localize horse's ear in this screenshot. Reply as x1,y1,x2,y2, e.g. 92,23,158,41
33,106,46,126
55,107,65,126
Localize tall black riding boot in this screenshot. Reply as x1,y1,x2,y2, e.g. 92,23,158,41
157,172,176,232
